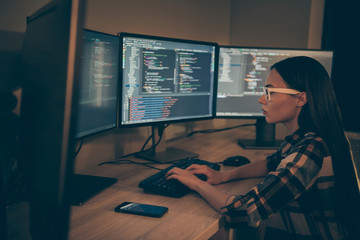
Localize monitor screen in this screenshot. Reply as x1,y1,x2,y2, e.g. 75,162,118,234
75,29,119,138
216,47,333,118
120,33,218,127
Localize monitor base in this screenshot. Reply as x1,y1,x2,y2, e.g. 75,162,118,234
136,147,199,163
237,139,282,149
67,174,117,206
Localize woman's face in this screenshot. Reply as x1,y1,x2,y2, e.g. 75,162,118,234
258,69,303,131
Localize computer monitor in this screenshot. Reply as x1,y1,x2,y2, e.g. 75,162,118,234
119,32,218,162
71,29,119,206
216,47,333,148
75,29,119,139
19,0,85,239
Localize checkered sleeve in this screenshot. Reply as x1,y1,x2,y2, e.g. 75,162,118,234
266,148,283,171
223,135,326,228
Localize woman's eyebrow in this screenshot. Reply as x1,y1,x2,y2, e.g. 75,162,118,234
264,84,274,87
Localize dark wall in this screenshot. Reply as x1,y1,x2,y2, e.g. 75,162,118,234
322,0,360,132
230,0,312,48
0,30,24,91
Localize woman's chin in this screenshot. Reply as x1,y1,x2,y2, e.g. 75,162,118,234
264,117,276,124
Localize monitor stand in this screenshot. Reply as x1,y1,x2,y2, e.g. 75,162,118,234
136,125,198,163
237,119,282,149
67,174,117,206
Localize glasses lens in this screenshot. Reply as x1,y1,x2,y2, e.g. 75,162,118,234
263,87,270,101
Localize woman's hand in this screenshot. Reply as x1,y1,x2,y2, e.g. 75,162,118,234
165,165,233,211
165,164,226,190
165,167,204,191
185,164,226,185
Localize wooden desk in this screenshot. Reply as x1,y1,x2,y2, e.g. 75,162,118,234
69,127,276,240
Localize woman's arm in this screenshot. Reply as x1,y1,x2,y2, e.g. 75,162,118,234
222,159,269,182
165,159,269,212
165,167,235,211
183,159,269,185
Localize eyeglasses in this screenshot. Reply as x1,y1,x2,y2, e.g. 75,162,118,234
263,87,301,102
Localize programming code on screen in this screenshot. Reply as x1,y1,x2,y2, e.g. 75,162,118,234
121,36,216,125
216,47,333,117
76,30,119,138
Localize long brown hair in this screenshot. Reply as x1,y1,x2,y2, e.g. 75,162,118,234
272,56,359,238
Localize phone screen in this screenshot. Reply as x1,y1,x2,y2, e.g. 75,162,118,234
114,202,168,218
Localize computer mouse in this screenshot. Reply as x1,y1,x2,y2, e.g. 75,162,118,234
222,155,251,167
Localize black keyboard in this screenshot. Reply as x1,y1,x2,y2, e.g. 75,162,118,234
138,158,221,198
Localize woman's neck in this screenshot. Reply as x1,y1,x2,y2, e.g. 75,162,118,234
283,121,300,135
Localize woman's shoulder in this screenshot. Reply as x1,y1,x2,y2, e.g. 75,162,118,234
296,131,330,156
303,131,322,140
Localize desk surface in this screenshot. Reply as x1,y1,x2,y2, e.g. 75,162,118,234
69,127,276,240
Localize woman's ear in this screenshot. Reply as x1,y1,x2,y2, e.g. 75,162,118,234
296,92,307,107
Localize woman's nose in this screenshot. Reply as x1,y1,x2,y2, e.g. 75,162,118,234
258,94,266,105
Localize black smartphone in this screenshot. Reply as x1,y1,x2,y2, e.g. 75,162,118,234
114,202,168,218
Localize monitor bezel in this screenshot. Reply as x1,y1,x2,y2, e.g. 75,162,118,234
75,28,120,139
215,45,334,119
19,0,86,238
118,32,219,128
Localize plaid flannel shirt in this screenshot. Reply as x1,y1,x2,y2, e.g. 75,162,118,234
223,129,347,239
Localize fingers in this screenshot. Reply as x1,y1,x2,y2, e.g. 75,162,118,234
186,164,210,175
166,165,203,177
165,165,209,182
165,167,183,178
165,167,200,181
185,164,203,171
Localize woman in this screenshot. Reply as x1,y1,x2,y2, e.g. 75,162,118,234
166,56,359,239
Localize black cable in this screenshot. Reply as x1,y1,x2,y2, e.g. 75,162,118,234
140,124,169,151
98,146,150,166
140,134,152,152
74,139,83,158
98,124,170,167
101,159,165,171
187,123,255,137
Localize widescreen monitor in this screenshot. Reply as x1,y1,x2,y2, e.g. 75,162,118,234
75,29,119,138
216,47,333,148
120,32,218,162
